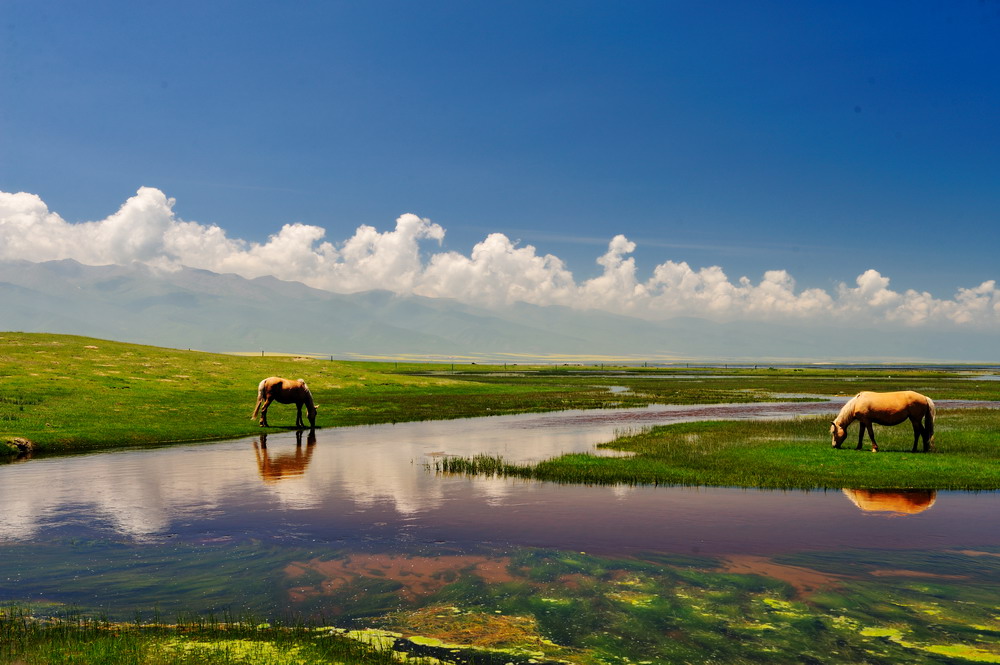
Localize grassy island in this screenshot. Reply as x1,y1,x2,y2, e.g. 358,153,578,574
435,409,1000,490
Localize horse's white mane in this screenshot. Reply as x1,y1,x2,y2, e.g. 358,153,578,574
833,394,859,425
298,379,314,402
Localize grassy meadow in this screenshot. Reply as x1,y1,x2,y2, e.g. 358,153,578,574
436,409,1000,490
2,331,999,487
0,333,635,454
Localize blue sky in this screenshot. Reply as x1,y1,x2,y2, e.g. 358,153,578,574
2,1,999,304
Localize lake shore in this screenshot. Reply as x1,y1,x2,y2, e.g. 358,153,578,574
3,332,999,490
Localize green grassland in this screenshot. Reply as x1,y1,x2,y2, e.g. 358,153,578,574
436,409,1000,490
0,333,636,454
3,332,999,490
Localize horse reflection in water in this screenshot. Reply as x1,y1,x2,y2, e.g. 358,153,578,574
842,489,937,516
253,430,317,484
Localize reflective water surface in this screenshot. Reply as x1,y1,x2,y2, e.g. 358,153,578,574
2,401,999,626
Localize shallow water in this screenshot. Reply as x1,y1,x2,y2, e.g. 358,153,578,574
2,401,1000,662
3,400,997,550
3,400,855,543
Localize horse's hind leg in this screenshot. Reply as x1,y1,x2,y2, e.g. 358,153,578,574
920,421,933,452
911,420,922,453
259,398,273,427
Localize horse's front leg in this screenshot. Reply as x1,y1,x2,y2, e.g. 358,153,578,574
295,403,304,429
867,423,878,453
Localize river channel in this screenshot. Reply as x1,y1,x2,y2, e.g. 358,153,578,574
3,400,999,662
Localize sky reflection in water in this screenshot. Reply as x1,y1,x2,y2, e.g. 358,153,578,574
2,401,997,558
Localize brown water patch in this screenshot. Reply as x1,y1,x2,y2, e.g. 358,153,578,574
285,553,516,603
868,569,969,580
719,555,845,597
950,549,1000,558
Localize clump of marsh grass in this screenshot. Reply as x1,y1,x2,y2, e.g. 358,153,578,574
435,454,523,477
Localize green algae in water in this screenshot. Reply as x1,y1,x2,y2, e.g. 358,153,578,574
152,638,312,664
372,548,1000,664
0,539,302,619
6,538,1000,664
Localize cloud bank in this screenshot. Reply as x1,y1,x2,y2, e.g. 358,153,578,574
2,186,998,328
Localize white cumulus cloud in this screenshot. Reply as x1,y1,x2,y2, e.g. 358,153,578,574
1,186,998,329
419,233,576,306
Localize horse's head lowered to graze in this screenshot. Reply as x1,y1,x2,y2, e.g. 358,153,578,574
251,376,318,430
830,421,849,448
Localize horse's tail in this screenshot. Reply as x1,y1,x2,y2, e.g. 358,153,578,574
925,396,936,444
251,380,266,420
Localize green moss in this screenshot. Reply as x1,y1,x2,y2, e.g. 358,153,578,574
921,644,1000,663
761,598,808,618
339,628,403,651
153,638,307,664
860,626,906,640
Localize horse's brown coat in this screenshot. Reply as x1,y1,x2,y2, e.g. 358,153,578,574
251,376,317,429
830,390,935,453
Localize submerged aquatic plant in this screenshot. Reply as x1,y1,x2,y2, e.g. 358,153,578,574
6,543,1000,664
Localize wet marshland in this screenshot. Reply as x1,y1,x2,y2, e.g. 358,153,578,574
3,401,1000,663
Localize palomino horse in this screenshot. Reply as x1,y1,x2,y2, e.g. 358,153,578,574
830,390,935,453
251,377,317,429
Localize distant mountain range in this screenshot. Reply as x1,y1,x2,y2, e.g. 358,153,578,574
0,259,995,363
